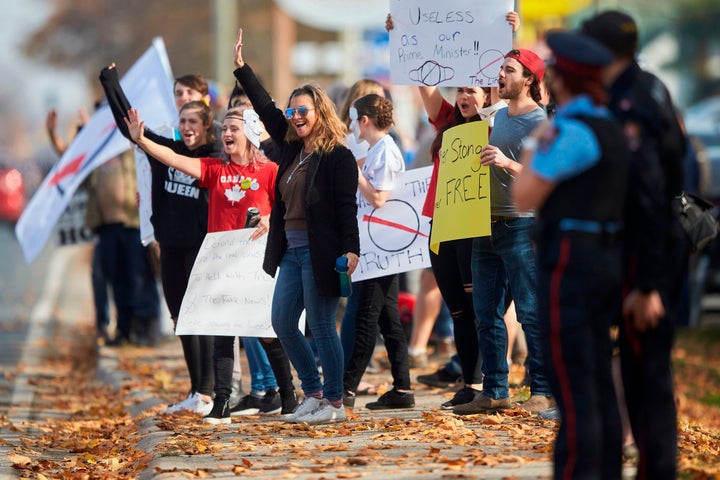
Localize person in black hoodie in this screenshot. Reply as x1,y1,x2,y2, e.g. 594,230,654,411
100,64,219,416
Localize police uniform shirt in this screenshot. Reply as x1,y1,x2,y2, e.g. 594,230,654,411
531,95,612,183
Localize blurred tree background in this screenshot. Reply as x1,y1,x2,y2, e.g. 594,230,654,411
20,0,720,106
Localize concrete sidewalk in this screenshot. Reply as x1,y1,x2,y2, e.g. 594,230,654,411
99,339,558,480
66,244,634,479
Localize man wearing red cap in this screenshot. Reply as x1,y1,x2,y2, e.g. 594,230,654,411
582,10,688,480
454,47,552,415
513,29,630,480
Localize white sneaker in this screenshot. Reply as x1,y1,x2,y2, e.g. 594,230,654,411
284,397,323,423
194,395,214,416
294,399,346,424
164,392,198,414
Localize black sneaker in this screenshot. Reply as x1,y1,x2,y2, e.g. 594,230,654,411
279,388,298,416
230,394,262,416
365,390,415,410
441,387,477,410
343,390,356,410
417,367,463,388
203,396,230,424
259,389,282,415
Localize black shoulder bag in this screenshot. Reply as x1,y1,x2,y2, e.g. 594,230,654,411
674,192,719,253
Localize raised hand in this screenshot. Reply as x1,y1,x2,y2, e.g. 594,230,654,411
385,13,394,32
234,28,244,68
123,108,145,144
507,11,520,32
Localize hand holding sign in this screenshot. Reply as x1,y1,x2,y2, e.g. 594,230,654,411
389,0,514,87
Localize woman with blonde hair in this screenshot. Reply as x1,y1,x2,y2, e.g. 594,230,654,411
233,27,359,424
124,104,299,424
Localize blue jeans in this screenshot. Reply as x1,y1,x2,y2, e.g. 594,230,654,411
340,283,361,369
271,246,343,401
242,336,278,393
433,300,453,338
472,217,550,399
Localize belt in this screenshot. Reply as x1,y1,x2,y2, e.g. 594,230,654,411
490,215,516,223
555,219,623,247
558,218,622,234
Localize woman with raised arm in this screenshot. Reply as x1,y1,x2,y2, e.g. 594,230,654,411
124,104,300,424
100,64,219,415
232,28,359,425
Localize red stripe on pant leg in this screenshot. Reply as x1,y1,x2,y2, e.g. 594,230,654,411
549,238,578,480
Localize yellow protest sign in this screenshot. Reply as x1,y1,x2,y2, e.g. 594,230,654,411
429,121,491,253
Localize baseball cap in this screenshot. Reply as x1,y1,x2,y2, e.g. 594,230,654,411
504,49,545,82
581,10,638,57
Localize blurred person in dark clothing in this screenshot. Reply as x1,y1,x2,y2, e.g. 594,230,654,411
583,11,689,479
514,30,627,479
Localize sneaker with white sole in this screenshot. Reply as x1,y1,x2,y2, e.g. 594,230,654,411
194,394,214,416
284,396,323,423
164,392,198,414
203,396,230,425
259,389,282,415
295,398,346,424
230,394,262,416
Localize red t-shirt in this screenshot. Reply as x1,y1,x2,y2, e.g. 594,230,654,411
199,158,278,233
421,100,455,218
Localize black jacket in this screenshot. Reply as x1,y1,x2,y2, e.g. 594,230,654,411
609,62,687,294
233,64,359,297
99,66,220,248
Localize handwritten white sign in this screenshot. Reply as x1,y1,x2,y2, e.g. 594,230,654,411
175,229,305,337
175,167,434,335
389,0,514,87
352,166,432,281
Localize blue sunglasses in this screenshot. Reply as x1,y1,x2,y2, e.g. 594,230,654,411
284,106,314,119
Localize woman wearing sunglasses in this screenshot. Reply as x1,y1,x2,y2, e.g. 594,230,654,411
232,29,359,424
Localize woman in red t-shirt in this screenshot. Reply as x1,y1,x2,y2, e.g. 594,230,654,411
125,106,296,424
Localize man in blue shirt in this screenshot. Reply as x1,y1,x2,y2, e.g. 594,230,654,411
453,48,551,416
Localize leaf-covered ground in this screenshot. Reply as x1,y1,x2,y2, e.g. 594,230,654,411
2,317,719,479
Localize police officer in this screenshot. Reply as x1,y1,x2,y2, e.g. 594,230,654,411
582,11,688,480
513,30,629,480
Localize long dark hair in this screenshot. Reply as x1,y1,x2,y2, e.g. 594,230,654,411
430,88,490,158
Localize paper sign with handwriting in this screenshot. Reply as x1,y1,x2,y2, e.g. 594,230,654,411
389,0,514,87
175,229,304,337
430,121,491,253
353,166,432,281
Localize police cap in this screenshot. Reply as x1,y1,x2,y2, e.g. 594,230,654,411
581,10,639,58
546,30,613,77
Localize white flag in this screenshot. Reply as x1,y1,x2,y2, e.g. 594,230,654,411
15,37,177,263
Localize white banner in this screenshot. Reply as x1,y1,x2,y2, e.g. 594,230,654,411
352,166,433,281
133,147,155,246
15,37,177,263
389,0,514,87
54,188,96,246
175,229,308,337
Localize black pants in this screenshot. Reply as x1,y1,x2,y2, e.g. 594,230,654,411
344,274,411,392
213,336,294,398
538,236,623,480
430,236,482,385
161,245,214,397
619,235,687,480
